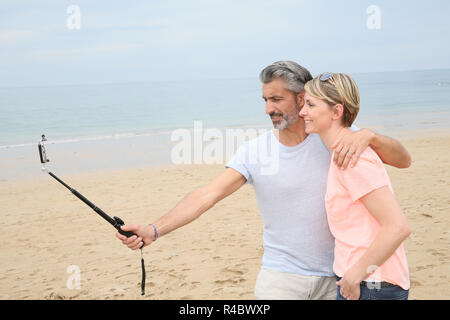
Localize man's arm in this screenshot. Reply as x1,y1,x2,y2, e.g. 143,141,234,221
369,132,412,168
116,168,247,250
332,129,412,169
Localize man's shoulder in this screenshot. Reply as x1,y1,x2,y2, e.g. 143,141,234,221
306,133,329,151
239,129,273,150
240,131,325,153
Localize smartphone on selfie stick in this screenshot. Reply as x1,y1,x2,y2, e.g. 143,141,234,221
37,134,142,243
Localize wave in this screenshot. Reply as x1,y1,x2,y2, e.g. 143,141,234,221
0,122,272,150
0,130,174,149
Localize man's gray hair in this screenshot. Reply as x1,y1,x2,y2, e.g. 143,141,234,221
259,61,313,94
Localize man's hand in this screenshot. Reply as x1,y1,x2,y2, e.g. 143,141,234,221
116,224,155,250
331,129,375,170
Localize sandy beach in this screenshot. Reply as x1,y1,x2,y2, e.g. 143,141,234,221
0,129,449,300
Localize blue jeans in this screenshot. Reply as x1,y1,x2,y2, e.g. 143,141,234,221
336,283,409,300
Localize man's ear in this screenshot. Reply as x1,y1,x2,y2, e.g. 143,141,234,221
333,104,344,120
297,91,305,107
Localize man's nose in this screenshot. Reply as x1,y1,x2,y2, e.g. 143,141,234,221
265,102,276,115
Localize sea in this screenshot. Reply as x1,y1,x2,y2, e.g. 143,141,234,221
1,69,449,180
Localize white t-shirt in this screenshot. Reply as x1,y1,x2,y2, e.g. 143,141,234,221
226,130,336,276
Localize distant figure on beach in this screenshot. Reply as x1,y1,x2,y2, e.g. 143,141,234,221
300,73,410,300
116,61,412,300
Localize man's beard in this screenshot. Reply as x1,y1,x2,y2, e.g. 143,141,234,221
270,101,301,130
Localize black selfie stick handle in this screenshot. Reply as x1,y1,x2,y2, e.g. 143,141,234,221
48,171,139,239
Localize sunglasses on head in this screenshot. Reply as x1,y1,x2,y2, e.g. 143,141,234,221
319,72,333,81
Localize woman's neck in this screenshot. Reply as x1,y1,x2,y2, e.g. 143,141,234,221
319,124,351,151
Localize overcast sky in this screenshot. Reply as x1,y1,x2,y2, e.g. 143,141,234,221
1,0,449,87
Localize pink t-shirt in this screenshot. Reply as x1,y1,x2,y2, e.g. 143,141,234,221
325,147,410,290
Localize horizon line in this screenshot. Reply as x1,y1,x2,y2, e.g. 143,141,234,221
1,67,449,89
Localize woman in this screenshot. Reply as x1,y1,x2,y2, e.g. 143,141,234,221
299,73,411,300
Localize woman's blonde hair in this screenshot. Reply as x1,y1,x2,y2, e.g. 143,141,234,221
304,73,360,127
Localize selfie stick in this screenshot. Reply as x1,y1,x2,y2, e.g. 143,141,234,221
38,135,147,295
37,135,141,240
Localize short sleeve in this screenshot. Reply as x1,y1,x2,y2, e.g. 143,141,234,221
336,147,389,201
225,144,252,184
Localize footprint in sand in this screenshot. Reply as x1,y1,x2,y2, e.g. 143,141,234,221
222,265,247,276
214,279,233,285
214,278,245,285
430,249,448,263
411,280,422,287
45,292,66,300
415,264,435,271
189,281,200,290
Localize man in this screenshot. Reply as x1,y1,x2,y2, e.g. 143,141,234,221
116,61,411,299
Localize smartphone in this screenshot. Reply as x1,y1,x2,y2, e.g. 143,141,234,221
38,136,50,164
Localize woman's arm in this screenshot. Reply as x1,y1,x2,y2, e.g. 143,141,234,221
332,129,412,169
337,186,411,300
